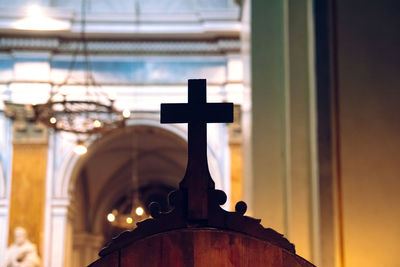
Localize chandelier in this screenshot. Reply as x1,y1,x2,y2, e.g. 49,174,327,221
106,127,149,228
106,190,148,229
33,89,128,135
32,0,128,141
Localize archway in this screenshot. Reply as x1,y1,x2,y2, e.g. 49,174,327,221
70,125,187,266
43,117,227,267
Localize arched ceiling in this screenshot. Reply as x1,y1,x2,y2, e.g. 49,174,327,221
73,125,187,232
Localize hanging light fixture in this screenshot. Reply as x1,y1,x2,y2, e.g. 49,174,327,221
33,90,126,135
13,4,70,31
32,0,128,138
106,190,148,228
106,128,148,228
73,140,88,155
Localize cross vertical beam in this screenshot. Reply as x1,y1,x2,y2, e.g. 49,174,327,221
161,79,233,220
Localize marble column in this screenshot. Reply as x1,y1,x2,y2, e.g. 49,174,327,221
249,0,319,264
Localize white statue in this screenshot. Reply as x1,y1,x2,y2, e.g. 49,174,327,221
4,227,41,267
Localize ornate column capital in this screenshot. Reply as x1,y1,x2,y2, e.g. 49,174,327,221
4,101,48,144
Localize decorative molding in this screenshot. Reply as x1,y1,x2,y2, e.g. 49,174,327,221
0,37,240,54
0,5,239,24
1,38,59,50
0,5,240,38
0,6,239,22
4,102,48,145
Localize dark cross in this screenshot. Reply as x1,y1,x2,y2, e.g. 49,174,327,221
161,79,233,220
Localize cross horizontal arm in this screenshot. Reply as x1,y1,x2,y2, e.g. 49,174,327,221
160,103,233,124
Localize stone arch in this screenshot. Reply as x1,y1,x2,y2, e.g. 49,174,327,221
55,117,224,204
46,116,227,267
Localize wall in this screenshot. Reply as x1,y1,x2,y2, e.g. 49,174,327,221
335,1,400,266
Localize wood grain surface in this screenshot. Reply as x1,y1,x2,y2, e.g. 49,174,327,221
91,229,315,267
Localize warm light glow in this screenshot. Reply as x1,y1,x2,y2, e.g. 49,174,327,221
73,143,87,155
13,4,70,31
126,217,133,224
93,120,102,128
122,109,131,118
27,4,43,17
107,213,115,222
50,117,57,124
135,207,144,216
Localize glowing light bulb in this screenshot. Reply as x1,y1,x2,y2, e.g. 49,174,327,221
50,117,57,124
73,143,87,155
122,109,131,118
126,217,133,224
27,4,43,18
107,213,115,222
93,120,102,128
135,207,144,216
13,3,70,31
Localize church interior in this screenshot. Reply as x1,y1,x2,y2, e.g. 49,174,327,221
0,0,399,267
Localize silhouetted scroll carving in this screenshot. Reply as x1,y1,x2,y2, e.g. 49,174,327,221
98,79,295,257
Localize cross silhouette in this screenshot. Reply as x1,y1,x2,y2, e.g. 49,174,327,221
161,79,233,220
